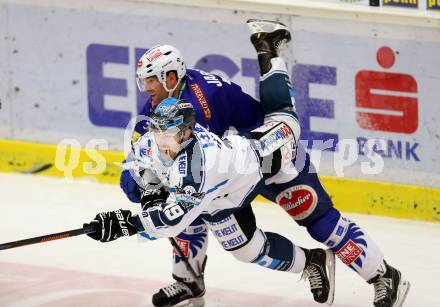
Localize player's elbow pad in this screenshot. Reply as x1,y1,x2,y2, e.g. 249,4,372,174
265,111,301,142
250,119,300,158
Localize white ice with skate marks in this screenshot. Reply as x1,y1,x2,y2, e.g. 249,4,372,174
0,173,439,306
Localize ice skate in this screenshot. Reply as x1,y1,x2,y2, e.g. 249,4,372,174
302,248,335,305
368,261,410,307
152,277,205,307
246,19,291,75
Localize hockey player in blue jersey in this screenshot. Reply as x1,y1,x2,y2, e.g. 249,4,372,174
85,36,337,306
117,20,409,307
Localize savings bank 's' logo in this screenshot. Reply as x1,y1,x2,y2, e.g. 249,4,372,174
355,46,418,134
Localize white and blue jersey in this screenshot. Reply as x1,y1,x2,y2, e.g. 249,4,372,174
131,124,264,239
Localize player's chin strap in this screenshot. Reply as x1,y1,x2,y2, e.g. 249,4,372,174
163,79,181,98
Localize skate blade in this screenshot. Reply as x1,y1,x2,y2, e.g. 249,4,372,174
325,249,336,306
246,19,288,35
174,296,205,307
393,279,410,307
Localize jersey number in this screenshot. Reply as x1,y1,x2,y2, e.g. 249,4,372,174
163,204,185,221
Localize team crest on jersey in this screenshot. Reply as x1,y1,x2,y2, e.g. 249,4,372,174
176,186,204,207
183,185,196,194
276,184,318,220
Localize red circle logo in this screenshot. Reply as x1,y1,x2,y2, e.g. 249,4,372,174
276,185,318,220
377,46,395,69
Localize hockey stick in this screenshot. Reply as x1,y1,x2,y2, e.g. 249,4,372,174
0,225,97,251
169,237,205,292
0,225,204,291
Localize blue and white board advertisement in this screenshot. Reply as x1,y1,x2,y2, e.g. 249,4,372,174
0,0,439,187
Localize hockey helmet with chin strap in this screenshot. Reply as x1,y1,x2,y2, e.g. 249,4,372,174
136,45,186,95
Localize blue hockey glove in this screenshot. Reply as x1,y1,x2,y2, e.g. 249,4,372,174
120,169,142,203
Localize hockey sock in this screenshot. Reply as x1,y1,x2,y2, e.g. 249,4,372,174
259,59,296,113
252,231,306,273
307,208,384,280
172,219,208,282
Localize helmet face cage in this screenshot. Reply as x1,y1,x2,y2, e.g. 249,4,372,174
136,45,186,92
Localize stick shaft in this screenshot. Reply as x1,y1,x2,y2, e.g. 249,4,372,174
168,237,203,290
0,226,96,251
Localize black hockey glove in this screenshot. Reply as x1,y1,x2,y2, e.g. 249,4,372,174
140,186,169,210
84,209,137,243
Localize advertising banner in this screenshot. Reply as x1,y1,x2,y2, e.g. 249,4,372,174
0,1,439,188
427,0,440,9
382,0,419,8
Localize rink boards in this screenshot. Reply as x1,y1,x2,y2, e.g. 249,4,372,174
0,0,440,188
1,1,439,222
1,138,439,222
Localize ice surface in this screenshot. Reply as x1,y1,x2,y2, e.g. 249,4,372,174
0,173,439,306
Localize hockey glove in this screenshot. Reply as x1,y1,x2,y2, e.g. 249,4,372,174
140,186,169,210
84,209,138,243
120,168,142,203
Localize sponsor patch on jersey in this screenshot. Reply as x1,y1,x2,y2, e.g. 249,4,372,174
189,83,211,121
207,216,247,250
276,184,318,220
336,239,364,265
174,238,189,257
177,152,187,176
139,147,152,158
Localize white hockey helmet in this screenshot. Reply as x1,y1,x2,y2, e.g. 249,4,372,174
136,45,186,94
